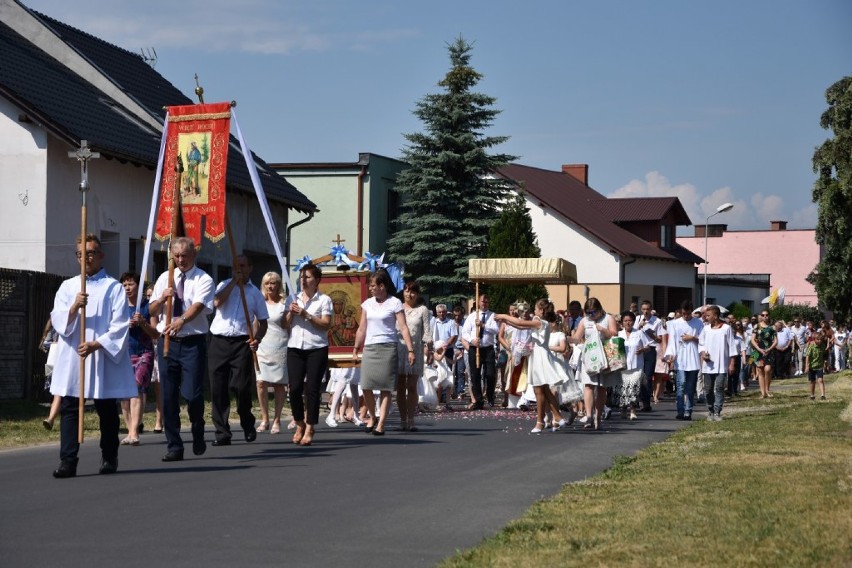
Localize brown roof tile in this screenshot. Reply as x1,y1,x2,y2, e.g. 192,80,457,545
497,163,702,263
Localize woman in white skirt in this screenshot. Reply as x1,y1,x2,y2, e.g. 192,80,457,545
616,311,649,421
571,297,619,430
352,269,415,436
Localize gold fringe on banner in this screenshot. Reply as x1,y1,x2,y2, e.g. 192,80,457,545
169,111,232,123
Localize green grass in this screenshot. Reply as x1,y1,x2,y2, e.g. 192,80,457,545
0,396,273,449
441,372,852,568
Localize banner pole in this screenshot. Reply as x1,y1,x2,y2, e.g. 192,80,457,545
224,212,260,371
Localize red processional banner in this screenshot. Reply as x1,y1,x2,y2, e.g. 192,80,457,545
154,102,231,245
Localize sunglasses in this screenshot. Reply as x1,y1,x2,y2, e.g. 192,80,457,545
585,310,597,316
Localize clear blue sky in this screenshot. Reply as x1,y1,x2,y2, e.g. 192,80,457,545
23,0,852,231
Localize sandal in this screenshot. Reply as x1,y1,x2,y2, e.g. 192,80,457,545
257,421,269,433
292,423,305,444
121,436,133,445
130,438,140,446
270,421,281,434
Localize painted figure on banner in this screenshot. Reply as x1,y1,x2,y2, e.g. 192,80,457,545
327,289,359,347
185,140,203,196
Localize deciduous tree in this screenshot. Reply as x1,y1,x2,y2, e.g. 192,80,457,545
809,76,852,321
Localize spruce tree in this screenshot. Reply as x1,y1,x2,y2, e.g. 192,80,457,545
485,190,548,313
387,36,517,308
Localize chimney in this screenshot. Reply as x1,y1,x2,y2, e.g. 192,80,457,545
562,164,588,185
694,224,727,238
770,220,787,231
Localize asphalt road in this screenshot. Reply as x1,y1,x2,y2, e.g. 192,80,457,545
0,400,690,568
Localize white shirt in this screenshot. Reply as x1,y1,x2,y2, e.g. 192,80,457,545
699,323,738,374
634,314,662,348
775,327,793,350
152,265,215,336
49,269,137,399
432,316,459,344
362,296,403,345
209,279,268,336
619,329,649,370
790,324,807,347
664,316,704,371
287,290,333,349
461,310,500,347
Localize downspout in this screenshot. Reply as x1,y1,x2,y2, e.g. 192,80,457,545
286,211,314,273
357,165,366,256
620,256,636,311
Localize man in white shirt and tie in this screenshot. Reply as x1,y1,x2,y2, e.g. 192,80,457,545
149,237,215,462
461,294,500,409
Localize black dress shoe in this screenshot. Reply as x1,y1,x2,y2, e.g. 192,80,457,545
99,458,118,475
245,428,257,443
52,461,77,479
161,451,184,462
211,439,231,447
193,438,207,456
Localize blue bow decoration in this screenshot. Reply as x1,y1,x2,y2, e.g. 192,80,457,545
330,244,350,266
292,255,312,272
358,251,384,272
384,262,405,292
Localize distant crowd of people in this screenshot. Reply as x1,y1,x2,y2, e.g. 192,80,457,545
41,233,849,478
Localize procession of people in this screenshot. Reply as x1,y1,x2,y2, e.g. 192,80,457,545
46,233,849,478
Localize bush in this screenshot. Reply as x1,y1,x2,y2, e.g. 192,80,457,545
769,302,824,324
726,302,752,320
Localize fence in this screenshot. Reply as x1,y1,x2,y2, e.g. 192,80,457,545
0,268,64,401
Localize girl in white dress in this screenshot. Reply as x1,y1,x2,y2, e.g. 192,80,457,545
496,299,570,434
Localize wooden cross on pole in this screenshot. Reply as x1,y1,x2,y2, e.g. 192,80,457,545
332,234,345,246
68,140,99,444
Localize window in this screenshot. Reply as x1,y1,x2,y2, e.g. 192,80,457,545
660,225,673,249
742,300,754,313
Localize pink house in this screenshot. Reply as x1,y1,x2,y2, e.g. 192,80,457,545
678,221,820,309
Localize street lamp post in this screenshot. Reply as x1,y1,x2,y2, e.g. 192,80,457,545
703,202,734,308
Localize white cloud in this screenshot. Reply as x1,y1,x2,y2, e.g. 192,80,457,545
608,171,800,230
24,0,415,55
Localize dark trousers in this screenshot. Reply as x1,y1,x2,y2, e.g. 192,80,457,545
59,396,119,465
209,335,255,441
468,346,496,407
641,346,656,407
158,335,207,454
775,349,792,378
453,346,467,396
288,346,328,425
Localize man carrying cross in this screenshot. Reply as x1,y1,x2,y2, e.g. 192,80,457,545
50,234,137,478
